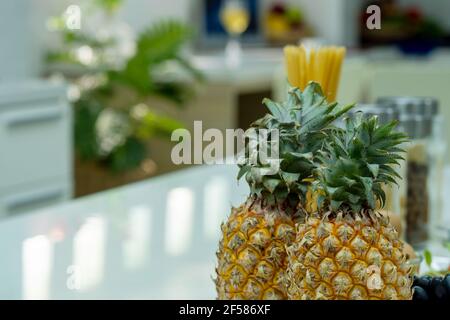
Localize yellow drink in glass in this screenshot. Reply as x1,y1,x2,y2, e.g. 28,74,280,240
220,6,249,35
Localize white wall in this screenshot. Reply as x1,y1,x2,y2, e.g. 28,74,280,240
0,0,192,81
2,0,450,81
294,0,347,45
0,1,40,81
118,0,190,30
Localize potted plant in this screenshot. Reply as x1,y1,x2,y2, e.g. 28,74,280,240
46,1,202,196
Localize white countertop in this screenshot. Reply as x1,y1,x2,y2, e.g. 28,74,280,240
1,163,449,299
0,164,248,299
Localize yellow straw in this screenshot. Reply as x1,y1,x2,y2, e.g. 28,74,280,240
283,44,346,101
298,46,307,89
328,47,346,102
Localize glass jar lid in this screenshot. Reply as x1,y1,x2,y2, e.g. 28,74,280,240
376,96,439,117
376,96,438,139
347,103,399,124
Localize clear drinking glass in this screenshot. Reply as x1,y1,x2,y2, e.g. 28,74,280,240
220,0,250,68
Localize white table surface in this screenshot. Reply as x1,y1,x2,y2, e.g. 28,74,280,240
1,163,449,300
0,164,248,299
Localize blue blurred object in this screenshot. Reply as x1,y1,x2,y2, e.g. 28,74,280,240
397,38,441,56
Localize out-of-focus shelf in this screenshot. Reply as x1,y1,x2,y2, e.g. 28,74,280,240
0,80,72,217
190,48,283,93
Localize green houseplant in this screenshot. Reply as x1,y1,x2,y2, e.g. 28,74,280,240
46,1,202,196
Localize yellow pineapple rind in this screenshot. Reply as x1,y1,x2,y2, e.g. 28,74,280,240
215,202,296,300
286,211,413,300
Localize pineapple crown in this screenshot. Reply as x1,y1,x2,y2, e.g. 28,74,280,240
313,113,408,212
238,82,354,208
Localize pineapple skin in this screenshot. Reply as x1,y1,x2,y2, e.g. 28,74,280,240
215,201,296,299
286,212,413,300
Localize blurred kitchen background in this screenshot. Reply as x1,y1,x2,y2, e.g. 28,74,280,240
1,0,450,299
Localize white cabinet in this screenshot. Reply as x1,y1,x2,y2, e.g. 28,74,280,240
0,81,72,216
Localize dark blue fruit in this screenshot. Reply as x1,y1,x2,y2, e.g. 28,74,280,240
414,275,432,288
443,274,450,296
434,282,447,300
413,286,429,301
429,277,443,296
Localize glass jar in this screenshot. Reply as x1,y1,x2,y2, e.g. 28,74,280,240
377,97,445,248
403,112,429,246
426,107,446,243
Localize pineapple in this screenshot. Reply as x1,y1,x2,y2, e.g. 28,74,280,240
286,113,413,300
215,83,353,299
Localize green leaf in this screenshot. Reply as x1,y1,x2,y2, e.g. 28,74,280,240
250,167,264,183
152,81,193,106
331,103,355,121
74,97,103,160
263,178,280,193
237,165,250,180
263,99,283,118
424,249,432,267
110,20,196,100
94,0,123,12
347,193,360,204
281,172,300,185
350,203,362,212
301,82,324,107
367,163,379,178
317,194,326,210
331,200,343,211
288,152,313,160
108,137,147,172
325,185,338,196
135,110,184,139
136,20,192,64
174,56,204,82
